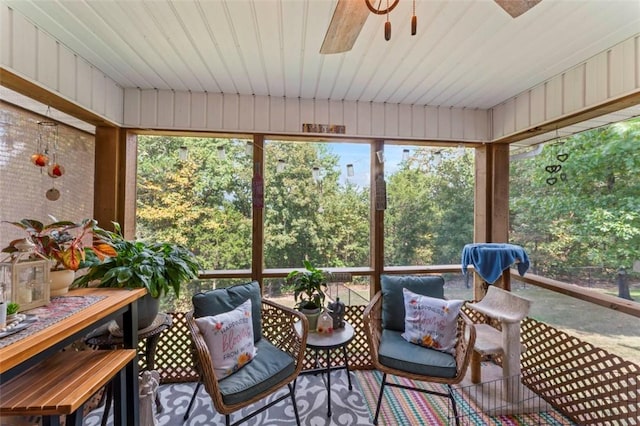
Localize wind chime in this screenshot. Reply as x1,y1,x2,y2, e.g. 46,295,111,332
545,128,569,186
31,108,65,200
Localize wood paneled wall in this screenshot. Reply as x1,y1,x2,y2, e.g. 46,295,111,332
492,34,640,141
2,3,638,145
1,5,123,127
122,89,490,142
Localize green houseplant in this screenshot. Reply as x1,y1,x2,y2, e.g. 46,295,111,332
72,222,200,329
6,302,19,316
2,218,116,271
2,218,117,296
287,260,328,330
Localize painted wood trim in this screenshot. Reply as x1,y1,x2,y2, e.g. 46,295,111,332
122,89,491,143
1,4,123,125
492,34,640,142
1,68,118,127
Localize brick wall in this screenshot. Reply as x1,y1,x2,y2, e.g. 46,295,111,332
0,102,95,247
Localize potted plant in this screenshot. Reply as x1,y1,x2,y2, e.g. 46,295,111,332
6,302,19,322
287,260,328,331
72,222,200,329
1,218,116,296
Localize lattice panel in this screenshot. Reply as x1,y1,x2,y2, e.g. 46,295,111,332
520,317,639,425
300,305,373,370
345,305,373,370
154,312,199,383
153,308,639,425
157,307,374,384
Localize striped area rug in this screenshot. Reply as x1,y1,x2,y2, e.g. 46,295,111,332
354,369,574,425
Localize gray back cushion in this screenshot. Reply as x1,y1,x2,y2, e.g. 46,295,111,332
192,281,262,342
381,274,445,332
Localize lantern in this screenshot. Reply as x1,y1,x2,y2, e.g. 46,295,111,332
0,252,50,311
316,310,333,334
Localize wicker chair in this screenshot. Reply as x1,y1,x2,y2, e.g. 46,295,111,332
184,281,308,426
363,275,476,425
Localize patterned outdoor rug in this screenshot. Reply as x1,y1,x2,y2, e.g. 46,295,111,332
82,368,574,426
84,369,373,426
355,369,575,426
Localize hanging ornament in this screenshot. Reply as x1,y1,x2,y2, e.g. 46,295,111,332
48,163,65,178
46,187,60,201
31,153,49,167
47,153,65,178
34,115,57,169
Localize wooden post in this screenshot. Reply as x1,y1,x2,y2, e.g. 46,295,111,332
493,144,511,291
473,143,511,297
473,145,492,300
251,135,265,286
371,140,385,297
94,127,137,238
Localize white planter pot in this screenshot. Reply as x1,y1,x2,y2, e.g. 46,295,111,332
300,306,321,331
50,269,75,297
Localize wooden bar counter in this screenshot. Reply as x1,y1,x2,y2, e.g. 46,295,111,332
0,287,147,425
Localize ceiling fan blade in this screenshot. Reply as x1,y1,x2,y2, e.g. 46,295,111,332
494,0,542,18
320,0,370,54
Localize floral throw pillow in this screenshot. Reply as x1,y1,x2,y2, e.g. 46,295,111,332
401,288,463,354
195,298,257,379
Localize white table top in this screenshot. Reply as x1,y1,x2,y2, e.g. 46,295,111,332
294,320,354,350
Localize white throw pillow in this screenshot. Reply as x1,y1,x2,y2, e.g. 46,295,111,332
195,298,257,379
401,288,463,354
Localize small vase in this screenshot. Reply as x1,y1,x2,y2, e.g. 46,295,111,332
50,269,75,297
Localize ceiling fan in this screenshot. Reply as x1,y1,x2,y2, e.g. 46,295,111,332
320,0,542,55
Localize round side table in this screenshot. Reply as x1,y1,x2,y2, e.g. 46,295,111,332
86,313,172,426
294,321,355,417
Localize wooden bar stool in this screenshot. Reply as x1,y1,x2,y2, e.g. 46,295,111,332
0,350,135,426
86,313,172,426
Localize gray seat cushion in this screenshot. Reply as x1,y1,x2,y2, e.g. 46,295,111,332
192,281,262,342
219,338,295,406
378,329,457,378
381,275,445,332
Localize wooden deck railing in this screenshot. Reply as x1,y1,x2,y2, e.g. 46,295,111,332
504,269,640,424
510,268,640,318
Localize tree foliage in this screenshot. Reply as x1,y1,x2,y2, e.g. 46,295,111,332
136,117,640,300
510,118,640,280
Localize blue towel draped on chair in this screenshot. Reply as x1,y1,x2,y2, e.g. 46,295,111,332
461,243,530,284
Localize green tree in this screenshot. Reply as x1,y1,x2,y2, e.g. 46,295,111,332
510,118,640,282
385,148,474,266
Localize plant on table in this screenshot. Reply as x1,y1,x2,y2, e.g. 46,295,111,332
6,302,19,315
287,260,328,312
1,218,116,271
72,222,200,299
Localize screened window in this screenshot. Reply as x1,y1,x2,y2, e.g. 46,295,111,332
136,135,253,271
263,140,371,269
384,145,474,266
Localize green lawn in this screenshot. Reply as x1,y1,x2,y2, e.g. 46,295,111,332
445,279,640,365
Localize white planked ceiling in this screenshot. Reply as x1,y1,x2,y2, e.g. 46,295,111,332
3,0,640,142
